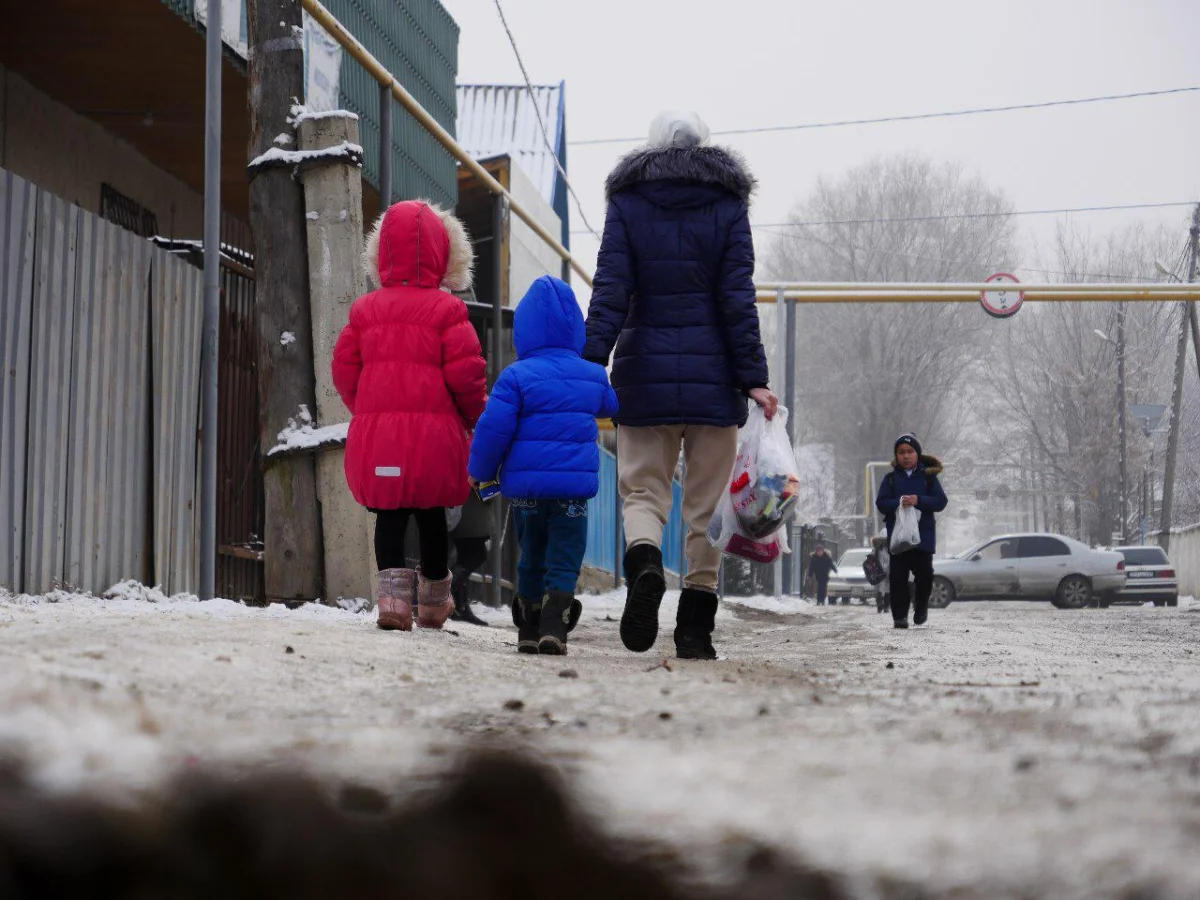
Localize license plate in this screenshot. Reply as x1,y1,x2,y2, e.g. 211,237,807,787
1127,571,1154,579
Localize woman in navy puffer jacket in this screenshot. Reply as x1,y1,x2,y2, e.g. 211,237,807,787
584,110,776,661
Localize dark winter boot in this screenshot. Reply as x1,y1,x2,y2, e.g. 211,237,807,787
620,543,666,653
515,597,541,654
674,588,718,661
448,566,488,627
513,595,582,632
538,591,573,656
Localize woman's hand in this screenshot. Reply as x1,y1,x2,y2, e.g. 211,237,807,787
468,477,480,490
748,387,779,420
901,495,919,508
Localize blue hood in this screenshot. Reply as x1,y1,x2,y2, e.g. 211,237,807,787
514,275,585,359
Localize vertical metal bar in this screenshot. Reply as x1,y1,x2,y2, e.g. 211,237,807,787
378,82,393,208
1116,300,1127,539
199,0,222,601
613,445,621,590
783,294,796,594
561,256,570,285
772,289,785,598
489,193,506,607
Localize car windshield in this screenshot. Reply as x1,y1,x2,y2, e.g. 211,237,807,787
838,550,869,567
954,541,990,560
1118,547,1169,566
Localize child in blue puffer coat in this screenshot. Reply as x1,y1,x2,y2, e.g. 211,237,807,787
468,275,619,655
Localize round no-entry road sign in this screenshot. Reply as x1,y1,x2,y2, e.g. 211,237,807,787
981,272,1024,318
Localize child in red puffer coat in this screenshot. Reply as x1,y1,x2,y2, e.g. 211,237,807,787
332,200,487,632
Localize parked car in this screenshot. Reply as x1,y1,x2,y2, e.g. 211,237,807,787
929,533,1125,609
827,548,876,605
1112,545,1178,607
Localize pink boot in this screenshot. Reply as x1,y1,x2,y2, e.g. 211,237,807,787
416,569,455,629
376,568,416,631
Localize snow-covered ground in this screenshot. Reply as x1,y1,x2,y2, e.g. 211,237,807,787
1,585,1198,898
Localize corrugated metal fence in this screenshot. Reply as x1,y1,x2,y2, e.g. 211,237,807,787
1151,526,1200,598
0,167,205,596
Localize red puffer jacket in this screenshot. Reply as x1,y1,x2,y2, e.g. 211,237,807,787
332,201,487,510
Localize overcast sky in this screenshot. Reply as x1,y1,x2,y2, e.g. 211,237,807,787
438,0,1200,293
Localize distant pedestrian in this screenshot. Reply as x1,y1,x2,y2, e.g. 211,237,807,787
870,535,891,614
332,200,486,632
806,544,838,606
875,434,948,628
447,492,492,627
584,109,776,660
469,276,618,655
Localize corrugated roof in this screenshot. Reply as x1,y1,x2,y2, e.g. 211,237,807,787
456,84,564,207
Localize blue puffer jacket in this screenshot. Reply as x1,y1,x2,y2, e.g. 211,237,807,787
468,276,618,500
875,456,949,555
583,145,770,428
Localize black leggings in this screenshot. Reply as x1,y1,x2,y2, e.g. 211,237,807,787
454,536,489,574
889,550,934,622
374,508,449,579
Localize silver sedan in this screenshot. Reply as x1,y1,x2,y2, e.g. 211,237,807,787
929,533,1126,609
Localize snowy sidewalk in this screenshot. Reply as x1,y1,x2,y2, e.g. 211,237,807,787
1,586,1198,898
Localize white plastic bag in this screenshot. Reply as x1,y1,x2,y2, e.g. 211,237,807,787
891,504,920,554
445,505,463,532
707,406,801,563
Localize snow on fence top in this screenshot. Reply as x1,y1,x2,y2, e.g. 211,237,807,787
268,405,348,458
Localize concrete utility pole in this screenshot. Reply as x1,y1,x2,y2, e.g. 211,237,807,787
246,0,325,601
298,112,370,604
1159,205,1200,554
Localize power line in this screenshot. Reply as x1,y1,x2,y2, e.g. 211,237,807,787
753,224,1173,282
754,202,1197,229
570,85,1200,146
491,0,602,239
570,201,1197,236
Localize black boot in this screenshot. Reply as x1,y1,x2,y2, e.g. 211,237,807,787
515,597,541,654
448,566,488,627
539,591,573,656
675,588,718,660
513,595,582,632
621,544,666,653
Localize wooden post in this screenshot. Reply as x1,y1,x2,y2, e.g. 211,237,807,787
246,0,324,601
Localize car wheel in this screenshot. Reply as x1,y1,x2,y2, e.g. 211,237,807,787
928,577,955,609
1167,596,1179,608
1055,575,1092,610
1153,600,1165,608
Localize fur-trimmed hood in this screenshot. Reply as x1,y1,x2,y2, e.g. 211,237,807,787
363,200,473,292
604,145,757,203
893,454,943,477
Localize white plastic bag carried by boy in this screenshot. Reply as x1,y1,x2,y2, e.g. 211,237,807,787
707,405,802,563
890,503,921,554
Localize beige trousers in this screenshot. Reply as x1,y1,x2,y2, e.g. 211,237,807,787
617,424,738,591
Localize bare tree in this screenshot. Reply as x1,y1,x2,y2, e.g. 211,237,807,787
760,153,1017,522
980,222,1184,542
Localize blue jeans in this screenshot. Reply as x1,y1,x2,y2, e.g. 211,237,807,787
511,498,589,599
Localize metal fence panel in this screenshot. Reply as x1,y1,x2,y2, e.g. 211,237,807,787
151,252,204,595
23,191,79,592
63,216,152,592
0,170,37,592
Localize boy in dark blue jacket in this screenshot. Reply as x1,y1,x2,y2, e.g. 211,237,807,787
469,275,619,655
875,434,948,629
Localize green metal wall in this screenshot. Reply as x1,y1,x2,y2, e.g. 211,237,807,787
159,0,460,207
325,0,459,208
